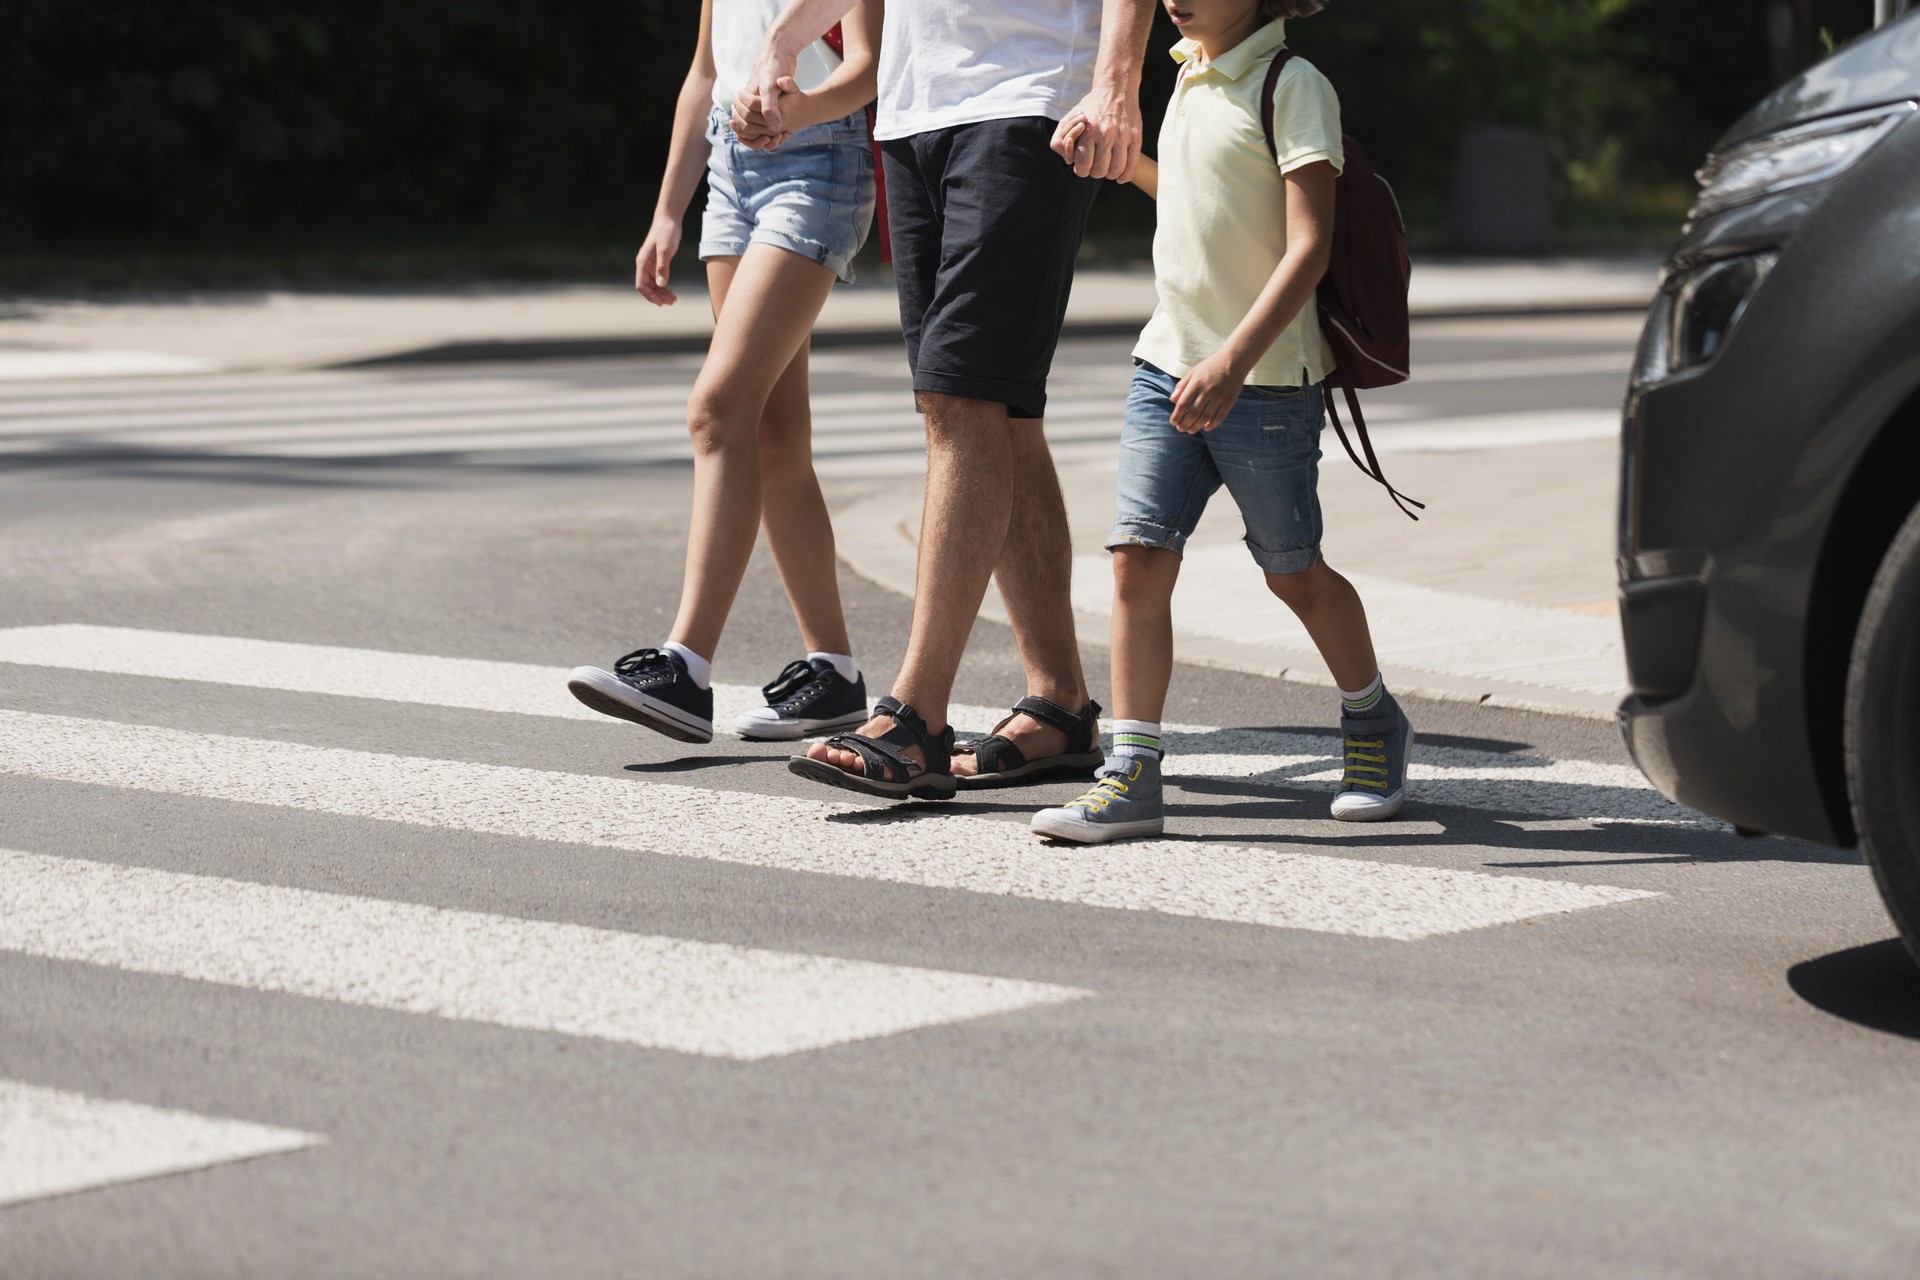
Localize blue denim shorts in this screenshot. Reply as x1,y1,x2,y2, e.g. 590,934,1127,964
1106,361,1327,574
698,105,876,284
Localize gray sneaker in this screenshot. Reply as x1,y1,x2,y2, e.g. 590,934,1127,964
1331,696,1414,821
1030,756,1165,844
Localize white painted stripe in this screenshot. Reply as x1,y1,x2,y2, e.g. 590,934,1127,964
0,626,1684,823
1404,353,1629,383
0,1079,320,1208
0,351,221,382
1365,409,1619,454
0,711,1658,939
0,849,1083,1060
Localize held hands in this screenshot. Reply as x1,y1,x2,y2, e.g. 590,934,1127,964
1169,350,1249,433
731,79,800,151
1049,85,1144,181
634,217,682,306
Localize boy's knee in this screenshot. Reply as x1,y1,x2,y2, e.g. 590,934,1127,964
1112,543,1179,598
1264,562,1332,607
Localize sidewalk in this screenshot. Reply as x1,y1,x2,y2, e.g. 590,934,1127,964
0,256,1661,378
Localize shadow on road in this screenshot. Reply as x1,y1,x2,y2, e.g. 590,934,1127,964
1788,940,1920,1040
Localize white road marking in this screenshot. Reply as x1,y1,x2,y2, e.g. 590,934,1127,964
0,849,1085,1061
0,626,1689,824
0,711,1658,939
1363,409,1620,453
0,351,221,381
0,1078,321,1208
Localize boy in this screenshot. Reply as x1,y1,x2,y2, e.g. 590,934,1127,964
1033,0,1414,843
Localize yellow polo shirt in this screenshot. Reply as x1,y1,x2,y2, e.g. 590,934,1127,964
1134,21,1345,388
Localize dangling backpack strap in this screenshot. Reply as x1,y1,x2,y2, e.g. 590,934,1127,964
1325,379,1425,521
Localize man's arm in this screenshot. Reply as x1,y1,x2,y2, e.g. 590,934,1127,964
1050,0,1155,182
741,0,862,133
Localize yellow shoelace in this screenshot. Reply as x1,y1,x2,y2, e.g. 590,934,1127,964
1343,737,1389,790
1069,773,1132,814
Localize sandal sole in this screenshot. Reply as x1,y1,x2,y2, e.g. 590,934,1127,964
787,755,958,802
953,751,1106,791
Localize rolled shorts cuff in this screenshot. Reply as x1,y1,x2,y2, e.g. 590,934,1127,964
698,227,858,285
912,369,1047,419
1105,519,1189,558
1246,540,1324,574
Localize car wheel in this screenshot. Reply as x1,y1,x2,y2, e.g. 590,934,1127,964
1847,499,1920,966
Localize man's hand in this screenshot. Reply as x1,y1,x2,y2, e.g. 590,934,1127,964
1049,84,1143,181
1168,350,1250,433
741,42,801,134
634,218,683,307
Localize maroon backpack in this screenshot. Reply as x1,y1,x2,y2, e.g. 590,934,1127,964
1262,51,1422,519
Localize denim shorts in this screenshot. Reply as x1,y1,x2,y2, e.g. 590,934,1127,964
1107,361,1327,574
698,104,876,284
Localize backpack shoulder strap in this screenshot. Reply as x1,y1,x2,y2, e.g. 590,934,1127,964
1259,49,1298,163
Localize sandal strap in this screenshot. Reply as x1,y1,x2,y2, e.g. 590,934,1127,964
819,695,954,784
956,733,1025,773
955,696,1103,767
822,731,922,785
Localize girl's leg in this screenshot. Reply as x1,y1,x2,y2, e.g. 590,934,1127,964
1110,544,1183,723
667,245,838,661
1263,563,1380,692
754,341,852,656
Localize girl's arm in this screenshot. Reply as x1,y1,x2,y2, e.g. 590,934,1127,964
636,0,719,306
1168,160,1336,433
733,0,881,145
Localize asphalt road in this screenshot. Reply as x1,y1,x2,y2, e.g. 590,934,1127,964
3,319,1918,1278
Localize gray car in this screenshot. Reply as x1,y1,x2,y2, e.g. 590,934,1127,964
1618,14,1920,958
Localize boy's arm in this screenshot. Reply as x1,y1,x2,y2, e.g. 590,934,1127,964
734,0,881,146
1169,160,1336,432
636,0,720,306
1128,153,1158,201
1051,0,1156,182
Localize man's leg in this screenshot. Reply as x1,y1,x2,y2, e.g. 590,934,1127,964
951,423,1090,775
808,392,1013,773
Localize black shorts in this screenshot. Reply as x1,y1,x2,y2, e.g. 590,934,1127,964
881,116,1101,420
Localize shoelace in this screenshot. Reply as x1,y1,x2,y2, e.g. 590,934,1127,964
1342,737,1389,790
761,660,817,704
611,647,672,679
1068,773,1131,814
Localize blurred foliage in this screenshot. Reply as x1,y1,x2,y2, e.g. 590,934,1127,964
0,0,1884,279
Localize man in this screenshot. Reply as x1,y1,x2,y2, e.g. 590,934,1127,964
741,0,1156,800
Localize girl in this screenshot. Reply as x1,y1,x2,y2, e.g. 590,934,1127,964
567,0,881,743
1033,0,1415,842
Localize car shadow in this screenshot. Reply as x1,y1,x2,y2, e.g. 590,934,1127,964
1787,940,1920,1040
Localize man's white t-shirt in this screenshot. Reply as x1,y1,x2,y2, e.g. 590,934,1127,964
712,0,840,111
874,0,1102,141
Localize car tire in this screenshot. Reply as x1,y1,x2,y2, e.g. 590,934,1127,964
1846,499,1920,966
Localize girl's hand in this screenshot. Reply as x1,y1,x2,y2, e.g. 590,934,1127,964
635,218,682,306
1169,350,1249,433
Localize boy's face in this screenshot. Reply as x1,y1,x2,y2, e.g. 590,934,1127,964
1163,0,1265,43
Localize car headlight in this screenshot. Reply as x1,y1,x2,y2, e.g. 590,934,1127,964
1634,252,1779,386
1692,102,1916,219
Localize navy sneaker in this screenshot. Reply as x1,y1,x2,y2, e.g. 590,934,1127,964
1331,695,1414,821
732,657,869,741
567,648,713,743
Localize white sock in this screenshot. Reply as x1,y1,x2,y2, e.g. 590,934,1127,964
1109,719,1163,761
1339,672,1385,715
807,651,859,684
662,641,711,690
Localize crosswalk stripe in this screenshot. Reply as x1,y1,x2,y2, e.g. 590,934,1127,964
0,1078,322,1208
0,710,1657,939
0,625,1694,825
0,849,1084,1060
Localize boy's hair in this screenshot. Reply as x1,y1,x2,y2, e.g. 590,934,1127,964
1263,0,1325,17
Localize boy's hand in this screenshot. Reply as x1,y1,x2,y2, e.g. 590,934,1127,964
1169,351,1249,433
634,218,682,307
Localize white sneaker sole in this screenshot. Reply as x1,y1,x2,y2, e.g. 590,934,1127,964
731,708,871,741
566,666,713,744
1030,810,1165,844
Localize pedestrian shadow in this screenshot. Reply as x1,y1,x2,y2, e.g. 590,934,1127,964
1787,939,1920,1040
624,754,769,774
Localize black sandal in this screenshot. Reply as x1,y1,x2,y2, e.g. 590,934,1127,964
953,696,1103,790
787,695,958,801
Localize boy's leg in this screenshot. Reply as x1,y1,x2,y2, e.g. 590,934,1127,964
1262,563,1378,692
